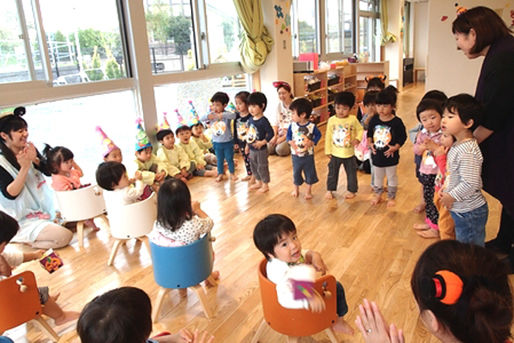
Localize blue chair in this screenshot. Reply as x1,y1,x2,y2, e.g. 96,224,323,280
150,233,217,322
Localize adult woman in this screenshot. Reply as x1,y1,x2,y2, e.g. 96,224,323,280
0,108,72,249
356,240,513,342
452,7,514,268
267,81,293,156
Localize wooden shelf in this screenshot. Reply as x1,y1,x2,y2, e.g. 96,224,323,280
306,87,327,95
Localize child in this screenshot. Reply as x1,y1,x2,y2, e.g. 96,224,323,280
191,122,217,166
176,125,216,178
234,91,253,182
412,99,444,232
156,116,191,183
77,286,214,343
245,92,274,193
253,214,354,335
96,161,145,205
286,98,321,200
134,119,168,190
325,92,363,200
0,211,79,327
149,178,219,283
201,92,237,182
356,77,385,122
417,132,456,239
43,145,86,191
367,86,407,207
355,90,379,174
96,126,122,163
440,94,488,246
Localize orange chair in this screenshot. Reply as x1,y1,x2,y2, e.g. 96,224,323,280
0,271,59,341
251,259,339,343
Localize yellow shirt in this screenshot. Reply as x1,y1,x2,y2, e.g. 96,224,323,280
156,145,190,176
324,115,363,158
134,154,168,185
192,135,213,153
178,140,206,167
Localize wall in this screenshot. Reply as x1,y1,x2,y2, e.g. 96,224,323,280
384,0,405,89
413,1,428,70
426,0,513,95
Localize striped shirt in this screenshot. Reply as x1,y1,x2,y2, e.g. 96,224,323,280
446,139,486,213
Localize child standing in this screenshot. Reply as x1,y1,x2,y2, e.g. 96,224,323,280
325,92,363,200
134,119,168,190
440,94,488,246
156,116,191,183
412,99,444,231
367,86,407,207
96,161,145,205
287,98,321,200
355,90,379,174
176,125,217,178
201,92,237,182
234,91,253,182
149,178,219,282
44,145,86,191
245,92,274,193
253,214,354,335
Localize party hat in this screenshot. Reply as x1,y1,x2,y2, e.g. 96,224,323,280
188,101,200,125
96,126,120,157
135,118,152,152
227,102,236,113
156,112,172,133
175,109,188,127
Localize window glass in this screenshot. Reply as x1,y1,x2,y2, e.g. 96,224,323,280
359,0,376,12
22,0,45,80
296,0,318,54
0,0,31,83
343,0,354,53
24,91,138,182
325,0,342,53
205,0,241,63
359,16,380,62
145,0,197,73
39,0,128,85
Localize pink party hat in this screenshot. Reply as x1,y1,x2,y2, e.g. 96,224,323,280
96,126,120,157
157,112,171,133
175,109,188,127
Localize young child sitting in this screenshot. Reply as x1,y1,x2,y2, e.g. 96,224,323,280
44,145,86,191
325,92,363,200
234,91,253,182
367,86,407,207
440,94,488,246
96,126,122,163
96,161,145,205
155,116,191,183
149,178,219,283
191,122,217,166
134,119,168,190
253,214,354,335
176,125,216,178
245,92,274,193
201,92,237,182
286,98,321,200
0,211,79,327
77,286,214,343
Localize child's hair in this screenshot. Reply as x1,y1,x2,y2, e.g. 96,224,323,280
77,287,152,343
0,211,19,244
366,77,385,91
190,121,204,131
156,129,173,142
42,144,74,174
421,90,447,105
289,98,312,118
411,240,513,343
363,91,379,106
210,91,229,105
416,99,444,122
253,214,297,261
247,92,268,111
376,86,398,107
95,162,126,191
444,94,483,131
334,91,356,108
157,178,192,232
235,91,250,104
175,125,191,136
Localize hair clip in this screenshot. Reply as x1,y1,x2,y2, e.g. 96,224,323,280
432,270,463,305
455,3,467,16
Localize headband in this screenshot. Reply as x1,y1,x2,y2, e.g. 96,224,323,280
273,81,291,92
432,270,463,305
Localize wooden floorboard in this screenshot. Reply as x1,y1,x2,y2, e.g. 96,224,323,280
9,83,507,343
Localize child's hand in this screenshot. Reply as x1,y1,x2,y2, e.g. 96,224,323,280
207,113,216,121
244,146,250,155
439,192,455,209
197,164,205,170
352,139,360,147
368,143,376,155
27,249,45,261
384,145,398,158
309,251,327,275
180,168,189,177
135,171,143,180
192,201,201,214
253,140,265,149
433,146,447,157
305,139,314,149
179,328,215,343
155,171,166,182
307,290,326,313
0,254,12,277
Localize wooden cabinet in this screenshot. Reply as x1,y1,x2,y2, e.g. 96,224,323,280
354,61,389,101
293,65,357,125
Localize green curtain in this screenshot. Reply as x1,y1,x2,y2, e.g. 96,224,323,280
380,0,397,46
233,0,273,73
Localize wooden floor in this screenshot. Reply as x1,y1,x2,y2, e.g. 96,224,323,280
12,83,506,343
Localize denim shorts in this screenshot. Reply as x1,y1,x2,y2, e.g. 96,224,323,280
451,202,488,246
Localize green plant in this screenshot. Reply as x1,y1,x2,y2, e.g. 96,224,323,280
83,46,104,81
168,15,191,55
105,58,122,79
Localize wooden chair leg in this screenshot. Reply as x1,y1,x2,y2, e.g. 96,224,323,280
179,288,188,297
77,220,84,248
324,327,339,343
191,284,213,318
33,316,60,342
107,239,124,266
250,318,267,343
138,235,151,254
152,287,170,323
286,336,299,343
98,214,110,235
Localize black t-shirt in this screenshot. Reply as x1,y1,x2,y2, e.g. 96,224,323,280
246,116,274,151
367,115,407,167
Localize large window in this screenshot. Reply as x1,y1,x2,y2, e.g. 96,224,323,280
205,0,241,63
291,0,319,57
325,0,353,54
358,0,380,62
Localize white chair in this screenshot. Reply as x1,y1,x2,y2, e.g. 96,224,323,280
105,192,157,266
55,184,108,248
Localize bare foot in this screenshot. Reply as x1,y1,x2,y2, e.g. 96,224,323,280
325,191,335,200
332,318,355,335
413,223,430,231
387,199,396,207
248,176,256,185
230,174,238,182
241,175,251,181
413,203,426,213
249,182,261,190
54,311,80,326
215,174,223,183
291,189,299,198
258,185,269,193
370,194,382,205
417,228,440,239
85,219,100,232
304,193,313,200
344,192,356,199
